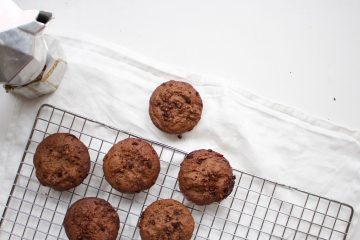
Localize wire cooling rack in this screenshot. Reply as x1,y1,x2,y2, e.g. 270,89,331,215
0,104,354,240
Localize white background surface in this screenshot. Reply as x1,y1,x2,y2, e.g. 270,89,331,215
1,0,360,238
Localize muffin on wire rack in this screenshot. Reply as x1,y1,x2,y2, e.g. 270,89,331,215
178,149,236,205
139,199,195,240
64,197,120,240
103,138,160,193
33,133,90,191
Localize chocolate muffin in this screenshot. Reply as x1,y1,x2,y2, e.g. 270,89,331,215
64,197,120,240
178,149,235,205
103,138,160,193
139,199,195,240
149,80,203,134
33,133,90,191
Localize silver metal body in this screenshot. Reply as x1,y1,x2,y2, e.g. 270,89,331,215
0,17,47,86
0,11,66,98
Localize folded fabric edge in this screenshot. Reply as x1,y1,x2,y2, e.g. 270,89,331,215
51,31,360,145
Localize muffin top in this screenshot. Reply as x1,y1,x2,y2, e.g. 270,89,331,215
64,197,120,240
103,138,160,193
149,80,203,134
139,199,195,240
178,149,235,205
33,133,90,191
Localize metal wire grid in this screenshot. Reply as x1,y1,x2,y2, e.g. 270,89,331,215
0,104,353,240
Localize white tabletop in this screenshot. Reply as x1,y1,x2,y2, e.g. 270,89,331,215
2,0,360,238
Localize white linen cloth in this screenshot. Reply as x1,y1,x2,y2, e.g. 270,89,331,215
1,34,360,238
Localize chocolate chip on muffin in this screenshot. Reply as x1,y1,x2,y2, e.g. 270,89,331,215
149,80,203,134
178,149,235,205
103,138,160,193
64,197,120,240
139,199,195,240
33,133,90,191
